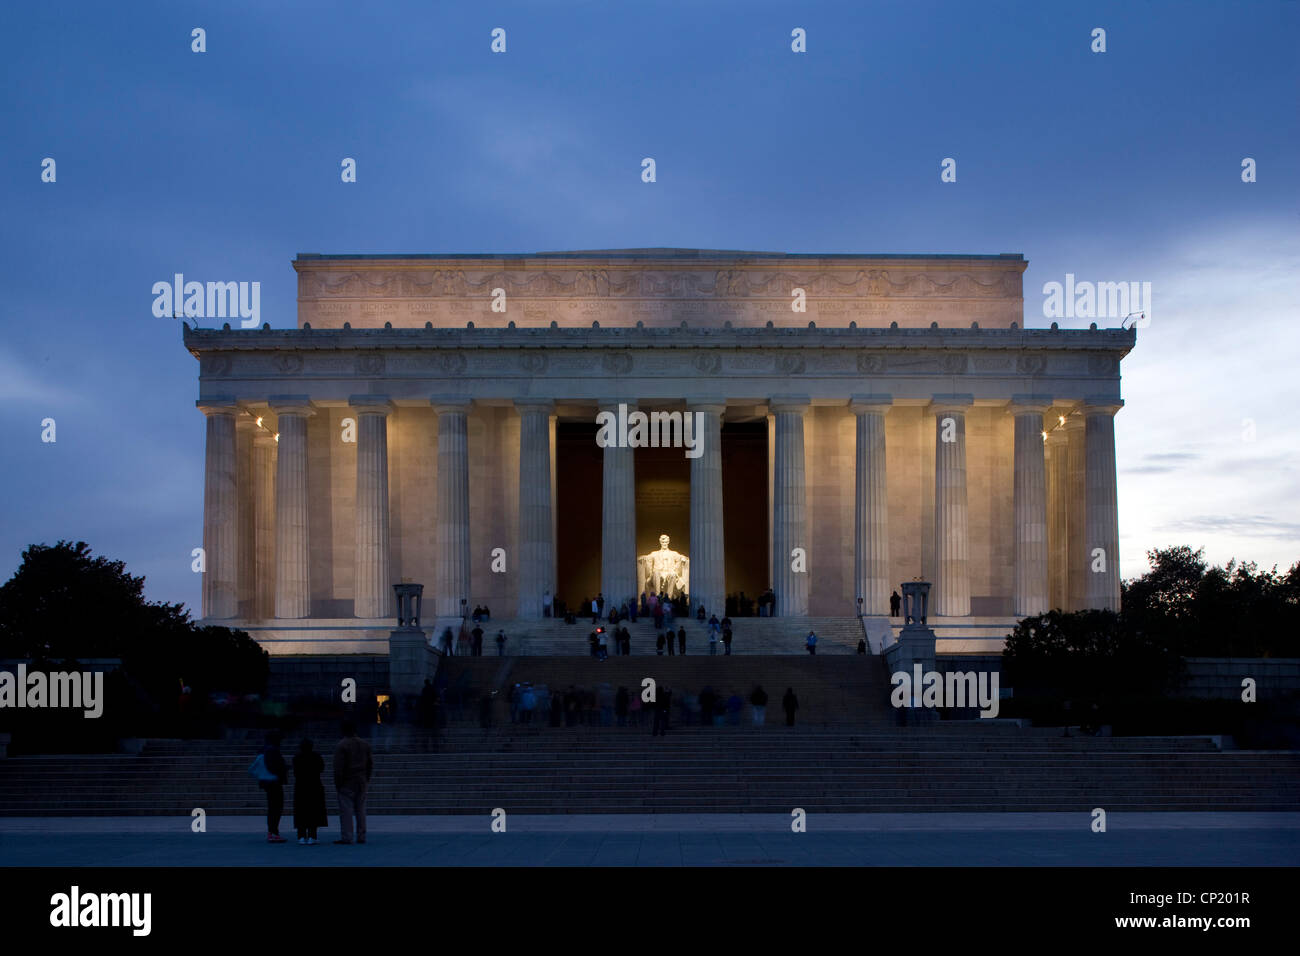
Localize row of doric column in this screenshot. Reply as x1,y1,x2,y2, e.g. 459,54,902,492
198,394,1121,623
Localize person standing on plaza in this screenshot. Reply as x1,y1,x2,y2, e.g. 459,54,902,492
292,738,327,845
678,625,686,655
471,623,484,656
805,630,818,655
722,626,733,655
256,731,288,843
496,629,507,656
890,590,901,618
333,719,373,845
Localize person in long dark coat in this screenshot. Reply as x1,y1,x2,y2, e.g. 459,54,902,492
292,738,328,844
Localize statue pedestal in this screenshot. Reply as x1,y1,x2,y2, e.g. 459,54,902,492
884,582,938,724
388,627,437,699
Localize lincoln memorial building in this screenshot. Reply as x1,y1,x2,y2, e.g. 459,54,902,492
183,250,1133,656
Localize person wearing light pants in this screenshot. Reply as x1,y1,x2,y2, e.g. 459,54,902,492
750,686,768,726
333,719,373,845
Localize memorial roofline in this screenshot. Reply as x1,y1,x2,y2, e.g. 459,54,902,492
294,250,1026,264
184,323,1135,357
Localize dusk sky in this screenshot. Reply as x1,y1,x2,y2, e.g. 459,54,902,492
2,0,1297,611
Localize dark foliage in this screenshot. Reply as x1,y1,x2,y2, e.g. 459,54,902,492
0,542,268,744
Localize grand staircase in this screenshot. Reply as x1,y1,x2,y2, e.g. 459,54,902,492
4,726,1298,815
4,651,1299,816
479,614,870,655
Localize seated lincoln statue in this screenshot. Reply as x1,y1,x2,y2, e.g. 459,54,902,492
637,534,690,600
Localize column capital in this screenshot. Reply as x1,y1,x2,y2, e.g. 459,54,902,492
849,394,893,415
1061,412,1086,433
268,396,316,417
685,399,727,415
1081,398,1124,417
769,395,810,415
930,394,973,418
197,398,239,417
514,398,556,413
349,395,394,415
234,413,259,431
1008,395,1054,416
430,396,472,415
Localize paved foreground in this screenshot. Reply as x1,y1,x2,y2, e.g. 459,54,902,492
2,813,1298,866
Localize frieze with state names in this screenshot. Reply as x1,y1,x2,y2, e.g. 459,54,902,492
302,268,1021,301
200,348,1097,382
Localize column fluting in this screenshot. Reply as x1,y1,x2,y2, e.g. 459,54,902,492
599,400,637,609
771,397,809,617
1084,400,1123,611
351,396,394,619
516,399,555,618
1011,398,1051,617
851,396,892,616
271,398,315,619
932,397,972,617
687,401,726,620
200,400,239,620
432,398,472,620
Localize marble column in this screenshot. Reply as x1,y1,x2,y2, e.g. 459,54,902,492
432,398,472,620
252,428,277,620
1045,425,1069,613
931,396,972,617
271,398,315,619
850,395,892,616
599,400,637,608
235,415,256,618
516,399,555,618
351,396,394,619
199,400,239,620
770,397,809,617
1011,397,1051,617
1084,400,1123,611
687,401,726,619
1063,414,1087,611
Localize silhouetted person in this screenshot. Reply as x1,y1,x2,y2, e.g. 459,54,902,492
678,625,686,655
722,627,733,655
258,731,288,843
783,688,799,726
656,632,666,655
805,631,817,655
334,719,373,845
496,629,506,656
750,686,768,726
293,738,327,845
890,590,901,618
857,639,867,654
666,627,675,655
471,624,484,656
652,687,672,736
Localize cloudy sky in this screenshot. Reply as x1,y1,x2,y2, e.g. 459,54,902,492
2,0,1297,610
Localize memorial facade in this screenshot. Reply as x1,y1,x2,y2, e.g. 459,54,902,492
183,250,1133,654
